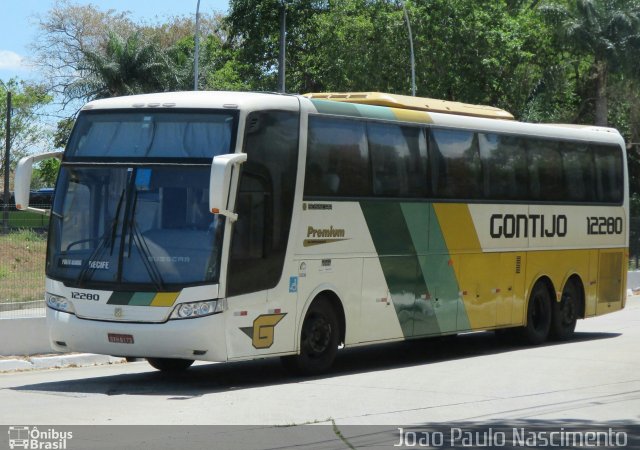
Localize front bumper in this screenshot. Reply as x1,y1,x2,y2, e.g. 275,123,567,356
47,308,228,362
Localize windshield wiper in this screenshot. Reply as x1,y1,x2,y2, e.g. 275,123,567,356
75,188,126,286
125,189,166,290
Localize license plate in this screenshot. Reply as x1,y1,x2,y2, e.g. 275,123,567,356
108,333,134,344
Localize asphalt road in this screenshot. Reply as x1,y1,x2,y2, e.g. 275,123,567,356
0,297,638,428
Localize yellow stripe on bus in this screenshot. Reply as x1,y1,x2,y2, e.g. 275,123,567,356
433,203,482,252
150,292,180,307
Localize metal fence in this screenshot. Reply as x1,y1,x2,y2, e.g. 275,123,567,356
0,205,49,318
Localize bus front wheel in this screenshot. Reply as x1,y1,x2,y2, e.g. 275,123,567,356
147,357,194,372
521,281,552,345
282,300,339,375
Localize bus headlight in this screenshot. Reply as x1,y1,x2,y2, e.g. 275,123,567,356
46,292,75,314
170,299,224,320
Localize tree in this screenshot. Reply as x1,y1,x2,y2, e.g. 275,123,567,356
226,0,564,121
33,158,61,188
31,0,134,108
0,79,53,186
541,0,640,125
32,0,231,103
66,31,175,100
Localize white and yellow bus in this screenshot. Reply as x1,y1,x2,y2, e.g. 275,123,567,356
15,91,628,374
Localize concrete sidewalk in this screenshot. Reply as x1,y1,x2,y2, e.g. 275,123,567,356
0,353,126,372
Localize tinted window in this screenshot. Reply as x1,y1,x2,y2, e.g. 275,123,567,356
429,129,481,199
594,144,623,203
528,140,565,201
479,133,528,200
368,122,427,197
560,142,596,202
305,116,370,197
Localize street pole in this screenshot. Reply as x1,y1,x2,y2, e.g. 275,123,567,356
3,91,11,234
401,1,416,96
278,2,286,93
194,0,202,91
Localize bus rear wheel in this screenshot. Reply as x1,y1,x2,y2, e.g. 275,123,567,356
550,281,580,340
147,357,194,372
521,281,552,345
282,300,339,375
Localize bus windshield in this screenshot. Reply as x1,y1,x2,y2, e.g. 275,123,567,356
48,166,224,289
65,110,235,161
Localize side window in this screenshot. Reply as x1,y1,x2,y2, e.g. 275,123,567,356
305,116,370,197
479,133,528,201
528,140,564,201
227,110,299,297
594,144,623,203
430,129,481,199
561,142,596,202
368,122,427,197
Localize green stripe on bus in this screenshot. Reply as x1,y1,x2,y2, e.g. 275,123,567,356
310,99,363,117
351,103,397,121
360,201,441,337
129,292,156,306
310,99,398,122
107,292,134,305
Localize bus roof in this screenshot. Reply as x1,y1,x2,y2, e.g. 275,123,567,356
304,92,515,121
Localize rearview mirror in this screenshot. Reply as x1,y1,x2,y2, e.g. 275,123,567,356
14,151,63,215
209,153,247,222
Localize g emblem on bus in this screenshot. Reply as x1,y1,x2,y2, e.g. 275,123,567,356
240,313,286,349
114,307,123,318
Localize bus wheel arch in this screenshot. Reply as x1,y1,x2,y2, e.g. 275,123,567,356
282,290,345,375
550,275,584,340
521,277,554,345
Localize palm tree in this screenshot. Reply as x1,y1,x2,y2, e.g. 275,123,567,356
67,31,178,101
542,0,640,125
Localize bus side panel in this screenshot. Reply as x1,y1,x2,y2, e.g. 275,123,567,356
596,249,626,315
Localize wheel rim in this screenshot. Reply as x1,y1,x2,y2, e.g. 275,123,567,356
560,292,576,326
303,314,332,356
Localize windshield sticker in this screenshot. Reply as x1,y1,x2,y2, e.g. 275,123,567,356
135,168,152,190
147,256,191,263
59,258,82,267
88,260,110,270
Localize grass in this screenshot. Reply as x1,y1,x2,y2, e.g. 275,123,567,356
0,229,48,303
0,210,50,228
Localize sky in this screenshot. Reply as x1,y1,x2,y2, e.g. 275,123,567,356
0,0,230,83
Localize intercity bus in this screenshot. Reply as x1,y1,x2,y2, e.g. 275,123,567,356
15,91,628,374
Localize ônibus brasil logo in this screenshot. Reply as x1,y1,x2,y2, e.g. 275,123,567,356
8,426,73,449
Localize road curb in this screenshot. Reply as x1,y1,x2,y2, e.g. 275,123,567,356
0,353,126,372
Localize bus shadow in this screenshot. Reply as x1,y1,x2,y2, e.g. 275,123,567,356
12,330,620,398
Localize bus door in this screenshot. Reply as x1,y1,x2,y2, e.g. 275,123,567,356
225,110,300,359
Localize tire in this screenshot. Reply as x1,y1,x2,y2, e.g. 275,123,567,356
550,281,580,341
281,300,340,375
521,281,552,345
147,357,194,372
